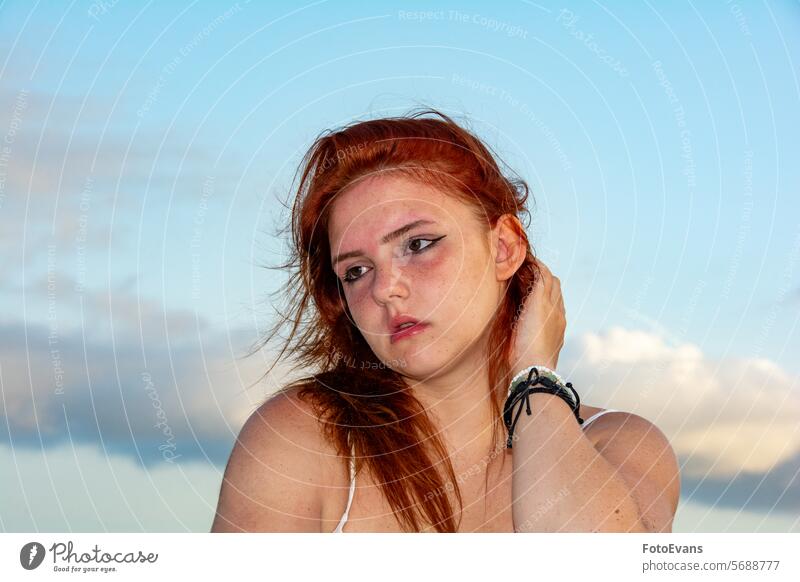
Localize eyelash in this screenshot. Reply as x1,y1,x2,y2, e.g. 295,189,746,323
341,236,445,285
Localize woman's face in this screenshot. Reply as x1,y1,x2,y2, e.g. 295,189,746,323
327,173,508,380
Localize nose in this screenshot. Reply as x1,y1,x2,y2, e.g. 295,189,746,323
370,256,408,306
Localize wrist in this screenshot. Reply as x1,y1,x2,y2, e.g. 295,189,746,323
527,390,575,415
503,366,583,448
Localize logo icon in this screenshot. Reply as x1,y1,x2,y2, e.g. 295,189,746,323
20,542,46,570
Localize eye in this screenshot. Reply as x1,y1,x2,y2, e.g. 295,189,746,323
343,265,369,284
340,235,446,286
406,235,445,255
407,238,432,253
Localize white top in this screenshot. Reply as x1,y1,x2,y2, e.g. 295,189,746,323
331,408,621,532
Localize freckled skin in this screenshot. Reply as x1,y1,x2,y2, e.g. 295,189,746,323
328,173,505,382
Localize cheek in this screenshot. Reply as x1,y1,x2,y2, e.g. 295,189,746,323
420,242,486,296
342,289,370,328
409,249,450,283
344,281,377,322
441,245,497,318
342,286,388,340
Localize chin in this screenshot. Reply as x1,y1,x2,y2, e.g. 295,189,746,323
385,347,458,381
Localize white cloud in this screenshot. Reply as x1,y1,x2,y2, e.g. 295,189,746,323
564,326,800,477
583,326,704,363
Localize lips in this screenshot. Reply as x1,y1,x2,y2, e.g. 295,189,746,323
389,315,429,344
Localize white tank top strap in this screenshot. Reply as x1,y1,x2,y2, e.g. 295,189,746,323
581,408,620,428
331,441,357,533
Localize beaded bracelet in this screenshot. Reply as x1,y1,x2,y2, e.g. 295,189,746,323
507,364,568,399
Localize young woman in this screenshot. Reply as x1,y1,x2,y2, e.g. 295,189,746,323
211,109,680,533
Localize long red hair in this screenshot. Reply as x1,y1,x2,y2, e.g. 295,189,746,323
250,108,541,531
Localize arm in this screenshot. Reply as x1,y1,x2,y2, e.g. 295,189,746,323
511,394,680,532
211,389,326,532
508,257,679,532
589,411,681,531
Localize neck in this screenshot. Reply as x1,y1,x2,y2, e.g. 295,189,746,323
404,358,498,462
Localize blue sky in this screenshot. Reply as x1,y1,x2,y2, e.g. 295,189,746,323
1,0,798,532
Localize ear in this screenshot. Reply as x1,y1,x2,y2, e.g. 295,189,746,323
491,214,526,282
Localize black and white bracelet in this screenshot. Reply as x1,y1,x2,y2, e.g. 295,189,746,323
503,367,584,449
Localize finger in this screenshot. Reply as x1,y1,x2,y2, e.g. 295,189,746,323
534,260,553,291
532,257,550,275
537,260,559,290
548,277,562,300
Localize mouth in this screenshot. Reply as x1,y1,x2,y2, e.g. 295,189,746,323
390,317,429,344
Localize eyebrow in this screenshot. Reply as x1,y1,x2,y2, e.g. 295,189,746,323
332,219,436,266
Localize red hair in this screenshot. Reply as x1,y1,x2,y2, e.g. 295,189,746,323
250,108,541,531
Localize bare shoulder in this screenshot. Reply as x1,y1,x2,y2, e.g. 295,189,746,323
211,384,337,532
584,409,681,532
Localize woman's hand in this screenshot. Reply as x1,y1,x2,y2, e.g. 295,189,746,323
510,258,566,376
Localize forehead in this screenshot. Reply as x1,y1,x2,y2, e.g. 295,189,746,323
328,173,471,246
